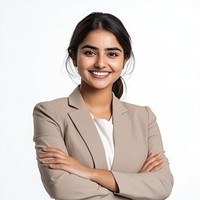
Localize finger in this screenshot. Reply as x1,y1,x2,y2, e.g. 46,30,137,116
143,157,164,172
140,154,163,172
150,162,164,172
141,153,162,171
145,156,163,170
41,158,77,173
146,152,155,161
42,147,67,156
145,153,160,165
40,148,67,156
41,157,67,165
49,163,68,170
40,152,67,159
139,153,155,171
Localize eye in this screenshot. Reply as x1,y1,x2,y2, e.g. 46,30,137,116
108,52,118,58
83,50,96,57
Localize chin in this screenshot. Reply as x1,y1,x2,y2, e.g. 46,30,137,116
81,80,113,91
92,84,112,90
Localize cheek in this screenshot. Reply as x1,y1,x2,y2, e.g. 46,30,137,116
111,60,124,72
76,57,94,69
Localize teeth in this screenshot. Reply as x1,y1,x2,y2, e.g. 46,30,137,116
91,71,109,76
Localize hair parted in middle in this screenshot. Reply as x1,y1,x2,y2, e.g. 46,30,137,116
66,12,135,99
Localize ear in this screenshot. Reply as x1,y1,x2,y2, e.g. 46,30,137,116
73,59,77,67
123,58,129,68
71,56,77,67
69,50,77,67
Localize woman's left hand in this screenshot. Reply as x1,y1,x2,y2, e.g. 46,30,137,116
40,147,92,179
138,152,164,173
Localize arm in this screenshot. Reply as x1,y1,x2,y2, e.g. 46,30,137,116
40,147,119,192
35,102,173,199
111,107,174,200
33,102,113,200
38,103,166,198
41,148,163,193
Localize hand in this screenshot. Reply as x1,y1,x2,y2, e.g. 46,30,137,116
40,147,92,179
40,147,118,192
139,152,164,173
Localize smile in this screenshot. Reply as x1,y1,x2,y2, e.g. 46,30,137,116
89,71,111,77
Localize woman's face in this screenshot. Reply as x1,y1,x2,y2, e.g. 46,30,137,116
75,29,126,91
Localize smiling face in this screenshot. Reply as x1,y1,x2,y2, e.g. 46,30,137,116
75,29,126,92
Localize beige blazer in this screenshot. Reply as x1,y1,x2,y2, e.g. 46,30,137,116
33,86,173,200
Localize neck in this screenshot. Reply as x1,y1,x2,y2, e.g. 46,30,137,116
79,83,113,119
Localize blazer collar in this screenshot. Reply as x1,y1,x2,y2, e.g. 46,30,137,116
68,86,131,170
68,86,128,114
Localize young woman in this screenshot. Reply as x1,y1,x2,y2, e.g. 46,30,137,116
33,12,173,200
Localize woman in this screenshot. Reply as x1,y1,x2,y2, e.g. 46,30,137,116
33,12,173,200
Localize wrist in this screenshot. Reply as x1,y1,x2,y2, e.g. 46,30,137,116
88,168,98,182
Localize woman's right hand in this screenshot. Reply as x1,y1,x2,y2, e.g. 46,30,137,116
139,152,164,173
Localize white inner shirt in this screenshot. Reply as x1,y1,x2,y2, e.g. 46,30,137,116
91,114,114,170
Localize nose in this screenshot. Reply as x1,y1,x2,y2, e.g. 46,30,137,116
94,54,107,69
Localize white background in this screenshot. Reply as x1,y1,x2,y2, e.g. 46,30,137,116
1,0,200,199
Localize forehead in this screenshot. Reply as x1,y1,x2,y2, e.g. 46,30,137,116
80,30,122,49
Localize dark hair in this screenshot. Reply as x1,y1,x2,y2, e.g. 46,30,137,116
66,12,134,98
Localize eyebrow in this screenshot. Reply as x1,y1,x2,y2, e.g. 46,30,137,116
81,45,122,52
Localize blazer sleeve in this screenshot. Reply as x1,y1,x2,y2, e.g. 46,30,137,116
111,106,174,200
33,102,115,200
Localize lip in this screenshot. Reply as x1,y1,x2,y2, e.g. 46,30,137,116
89,70,111,78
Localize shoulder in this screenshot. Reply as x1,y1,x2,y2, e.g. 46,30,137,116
33,97,70,119
121,101,157,122
121,101,147,114
34,97,68,110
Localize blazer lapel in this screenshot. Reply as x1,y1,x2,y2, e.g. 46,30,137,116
67,87,107,169
111,96,134,171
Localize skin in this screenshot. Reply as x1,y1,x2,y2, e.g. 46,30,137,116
76,30,126,120
40,30,164,192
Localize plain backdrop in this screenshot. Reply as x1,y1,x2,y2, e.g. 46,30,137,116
0,0,200,199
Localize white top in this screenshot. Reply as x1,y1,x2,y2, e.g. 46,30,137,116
91,115,114,170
